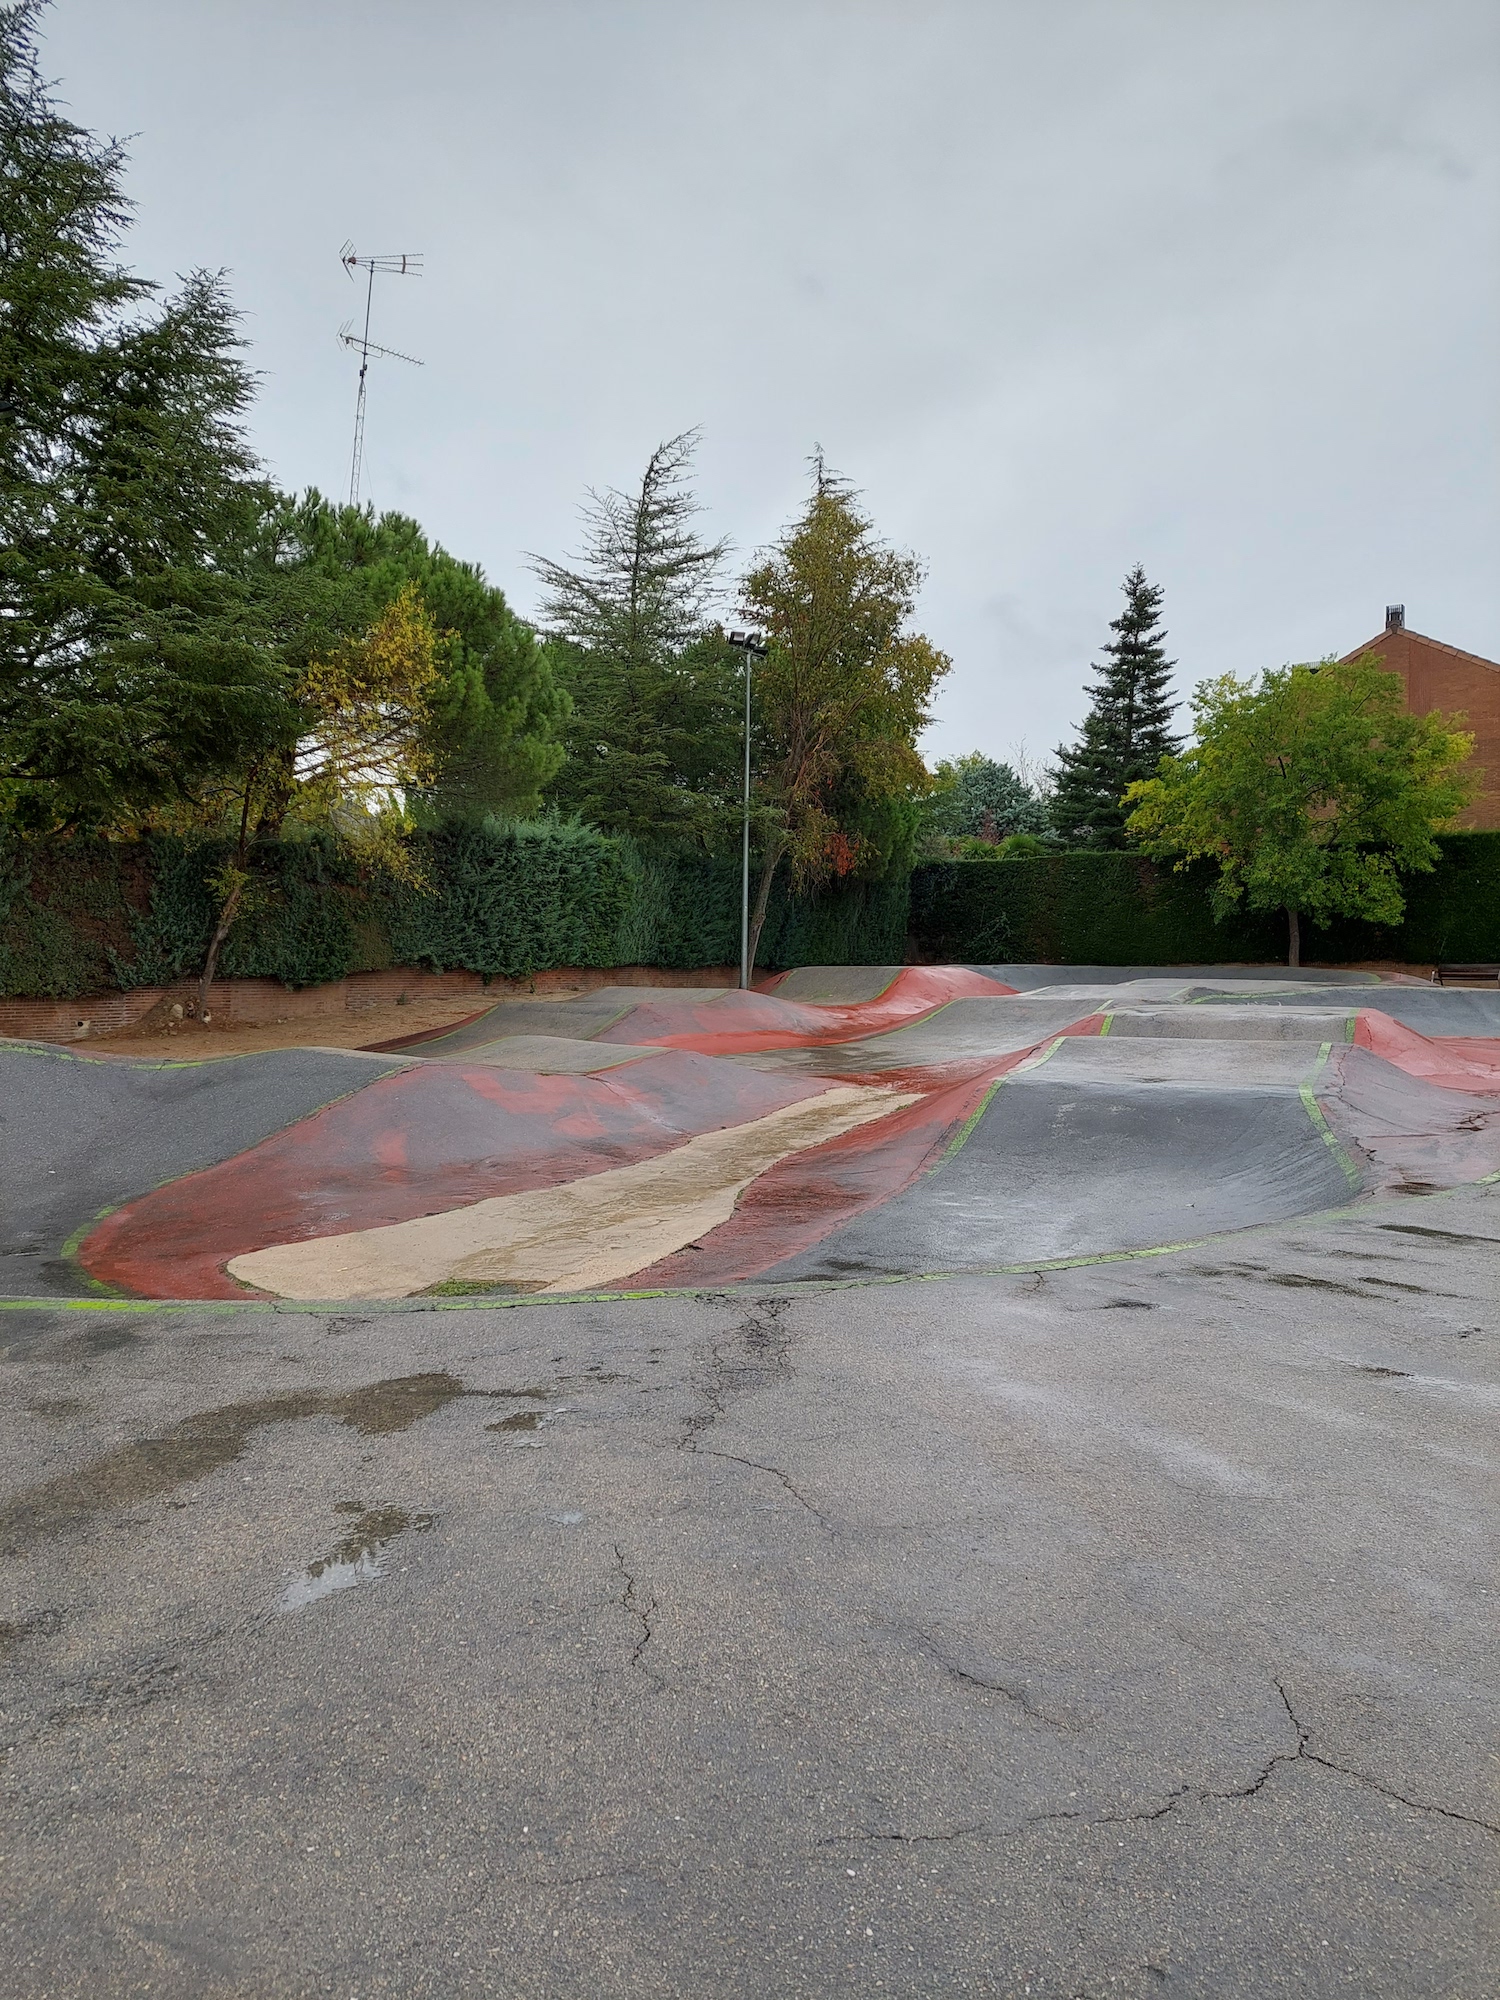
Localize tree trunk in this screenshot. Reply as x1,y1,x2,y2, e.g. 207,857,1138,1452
746,847,783,983
198,780,256,1020
1286,907,1300,969
197,877,244,1020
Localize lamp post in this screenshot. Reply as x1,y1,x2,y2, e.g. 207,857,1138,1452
727,630,767,989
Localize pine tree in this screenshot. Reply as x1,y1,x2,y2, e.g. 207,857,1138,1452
531,430,741,845
0,2,293,832
1050,565,1182,848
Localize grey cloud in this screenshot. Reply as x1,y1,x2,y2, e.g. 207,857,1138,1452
40,0,1500,762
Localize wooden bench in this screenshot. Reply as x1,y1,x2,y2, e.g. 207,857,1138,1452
1431,964,1500,985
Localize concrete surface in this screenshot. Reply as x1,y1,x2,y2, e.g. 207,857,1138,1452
2,1182,1497,1999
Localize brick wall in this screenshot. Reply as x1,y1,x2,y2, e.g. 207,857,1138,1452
1343,626,1500,830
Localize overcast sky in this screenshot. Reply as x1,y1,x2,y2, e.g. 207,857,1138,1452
39,0,1500,765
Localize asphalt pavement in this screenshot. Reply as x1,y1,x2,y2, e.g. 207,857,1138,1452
2,1181,1496,1999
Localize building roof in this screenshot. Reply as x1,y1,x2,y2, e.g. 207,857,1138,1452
1341,628,1500,675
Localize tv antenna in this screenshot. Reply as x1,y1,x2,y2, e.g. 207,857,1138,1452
339,243,422,507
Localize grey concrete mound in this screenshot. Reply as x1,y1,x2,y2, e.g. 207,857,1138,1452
977,962,1389,989
385,986,737,1054
769,964,904,1001
769,1068,1356,1280
1104,1003,1357,1041
1198,984,1500,1034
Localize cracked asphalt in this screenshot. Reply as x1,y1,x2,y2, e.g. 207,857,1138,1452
2,1185,1497,1998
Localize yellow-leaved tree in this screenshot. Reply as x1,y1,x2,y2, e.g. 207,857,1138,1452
737,466,949,973
179,582,440,1013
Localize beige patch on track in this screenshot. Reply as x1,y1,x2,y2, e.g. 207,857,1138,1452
227,1083,917,1301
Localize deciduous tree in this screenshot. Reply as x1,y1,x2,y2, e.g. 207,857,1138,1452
737,464,950,972
1125,655,1475,966
926,753,1048,846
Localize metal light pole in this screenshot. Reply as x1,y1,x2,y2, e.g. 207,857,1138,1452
727,631,767,989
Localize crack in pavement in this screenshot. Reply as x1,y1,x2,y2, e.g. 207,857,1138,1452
698,1446,835,1531
818,1822,987,1847
912,1633,1071,1730
612,1544,657,1671
675,1297,836,1529
678,1296,796,1451
1027,1681,1500,1837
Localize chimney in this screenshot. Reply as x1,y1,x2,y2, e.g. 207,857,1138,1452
1385,604,1405,631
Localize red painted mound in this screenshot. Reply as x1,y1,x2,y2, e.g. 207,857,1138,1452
77,1052,833,1300
1353,1012,1500,1093
597,966,1017,1053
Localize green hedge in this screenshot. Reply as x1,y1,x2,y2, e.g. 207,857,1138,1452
11,825,1489,998
910,833,1500,966
0,823,911,998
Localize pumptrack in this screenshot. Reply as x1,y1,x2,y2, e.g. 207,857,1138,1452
5,964,1499,1303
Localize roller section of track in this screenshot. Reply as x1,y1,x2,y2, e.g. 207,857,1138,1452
733,996,1111,1074
1322,1044,1500,1191
592,965,1018,1052
0,1041,410,1296
976,963,1389,990
761,1055,1359,1283
1191,984,1500,1034
374,965,1016,1060
75,1053,838,1300
17,962,1500,1305
1351,1011,1500,1091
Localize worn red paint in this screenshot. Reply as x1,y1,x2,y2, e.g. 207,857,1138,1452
77,1052,833,1300
594,966,1017,1053
1353,1011,1500,1092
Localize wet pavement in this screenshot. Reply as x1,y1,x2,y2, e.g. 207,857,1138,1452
2,1180,1497,1998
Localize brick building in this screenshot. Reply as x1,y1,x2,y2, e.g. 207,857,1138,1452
1341,607,1500,830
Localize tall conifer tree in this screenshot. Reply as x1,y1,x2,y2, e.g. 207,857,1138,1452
531,430,742,845
0,1,295,832
1050,565,1182,847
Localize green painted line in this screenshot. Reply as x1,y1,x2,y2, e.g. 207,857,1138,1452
929,1035,1068,1173
1299,1041,1364,1188
934,1079,1003,1165
1,1039,415,1076
2,1171,1495,1320
1344,1012,1358,1043
1098,1012,1113,1036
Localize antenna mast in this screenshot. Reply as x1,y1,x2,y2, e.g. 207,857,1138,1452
339,244,422,507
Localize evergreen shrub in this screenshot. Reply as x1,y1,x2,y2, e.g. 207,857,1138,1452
910,834,1500,966
0,822,911,998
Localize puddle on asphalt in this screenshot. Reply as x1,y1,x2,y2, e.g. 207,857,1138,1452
0,1372,468,1550
486,1401,571,1448
280,1505,435,1612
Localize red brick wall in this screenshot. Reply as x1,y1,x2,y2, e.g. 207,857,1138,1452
1343,628,1500,830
